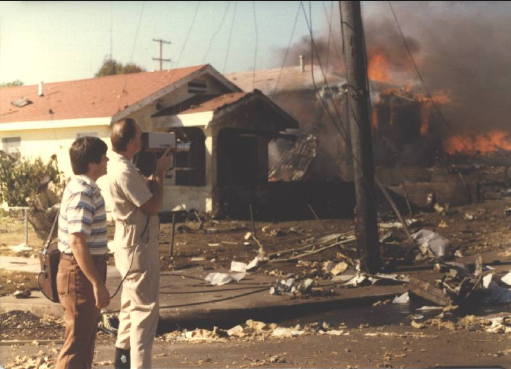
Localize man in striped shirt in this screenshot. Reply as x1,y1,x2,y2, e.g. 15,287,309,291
56,136,110,369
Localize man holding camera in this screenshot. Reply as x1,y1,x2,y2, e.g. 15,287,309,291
109,118,172,369
56,137,110,369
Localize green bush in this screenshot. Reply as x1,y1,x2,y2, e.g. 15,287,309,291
0,153,65,207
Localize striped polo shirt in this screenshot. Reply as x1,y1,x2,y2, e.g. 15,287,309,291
58,175,108,255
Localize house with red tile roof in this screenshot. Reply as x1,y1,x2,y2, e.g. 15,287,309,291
0,65,298,214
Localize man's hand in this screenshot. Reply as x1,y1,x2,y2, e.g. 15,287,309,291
155,147,173,177
93,283,111,308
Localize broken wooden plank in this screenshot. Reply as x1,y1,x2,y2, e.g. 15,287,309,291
408,277,452,306
375,177,415,246
268,232,354,259
270,236,356,263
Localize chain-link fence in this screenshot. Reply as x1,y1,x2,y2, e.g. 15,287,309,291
0,206,58,255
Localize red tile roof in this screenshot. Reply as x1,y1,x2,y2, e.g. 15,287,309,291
0,65,207,124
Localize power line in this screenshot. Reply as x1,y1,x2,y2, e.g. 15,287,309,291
176,1,201,68
322,1,345,73
223,1,238,73
203,2,231,64
301,1,381,215
252,1,259,91
323,1,334,73
387,1,453,131
271,2,301,100
117,1,146,113
109,1,113,60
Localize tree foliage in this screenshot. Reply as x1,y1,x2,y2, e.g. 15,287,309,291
0,153,65,207
0,80,24,88
94,58,146,77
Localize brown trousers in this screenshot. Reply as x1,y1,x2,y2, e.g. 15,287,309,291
55,255,107,369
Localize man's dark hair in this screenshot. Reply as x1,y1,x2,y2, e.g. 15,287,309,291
111,118,137,152
69,137,108,175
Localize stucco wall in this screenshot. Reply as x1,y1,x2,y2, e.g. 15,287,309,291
0,124,111,179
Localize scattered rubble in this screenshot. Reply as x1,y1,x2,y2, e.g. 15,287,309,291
4,351,55,369
159,319,349,343
0,311,64,341
13,290,31,299
269,278,315,296
412,229,451,259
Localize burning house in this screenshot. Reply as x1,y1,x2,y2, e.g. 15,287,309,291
226,58,507,214
226,59,449,181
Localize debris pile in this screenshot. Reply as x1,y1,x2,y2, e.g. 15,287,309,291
160,319,349,343
0,311,64,341
410,309,511,335
4,351,55,369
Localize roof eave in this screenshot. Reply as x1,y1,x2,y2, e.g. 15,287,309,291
111,65,242,124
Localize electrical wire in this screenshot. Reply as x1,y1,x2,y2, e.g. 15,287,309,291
202,2,232,64
176,1,201,68
302,1,382,270
117,1,146,113
387,1,453,131
252,1,259,91
270,2,301,100
223,1,238,73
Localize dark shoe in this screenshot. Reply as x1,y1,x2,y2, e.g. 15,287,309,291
114,347,130,369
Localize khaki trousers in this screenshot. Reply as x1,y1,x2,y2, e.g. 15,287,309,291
55,255,107,369
114,238,160,369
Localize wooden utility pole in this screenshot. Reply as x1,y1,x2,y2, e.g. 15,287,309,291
339,1,381,273
152,38,172,71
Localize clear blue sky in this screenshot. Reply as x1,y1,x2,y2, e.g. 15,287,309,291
0,1,336,85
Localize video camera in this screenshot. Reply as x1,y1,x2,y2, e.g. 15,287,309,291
135,132,191,177
141,132,191,153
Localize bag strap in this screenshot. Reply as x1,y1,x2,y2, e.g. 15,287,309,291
42,209,60,255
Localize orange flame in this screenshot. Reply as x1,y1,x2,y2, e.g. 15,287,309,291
443,130,511,155
368,53,391,83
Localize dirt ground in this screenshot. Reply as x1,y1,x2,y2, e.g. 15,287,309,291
4,196,511,297
1,194,511,368
1,312,510,368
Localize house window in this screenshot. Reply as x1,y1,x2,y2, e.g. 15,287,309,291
172,128,206,187
76,132,98,138
2,137,21,158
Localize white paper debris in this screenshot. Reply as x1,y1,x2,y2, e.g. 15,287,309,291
11,243,32,253
205,272,246,286
393,292,410,304
501,271,511,286
483,274,493,289
416,306,443,312
230,261,247,273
